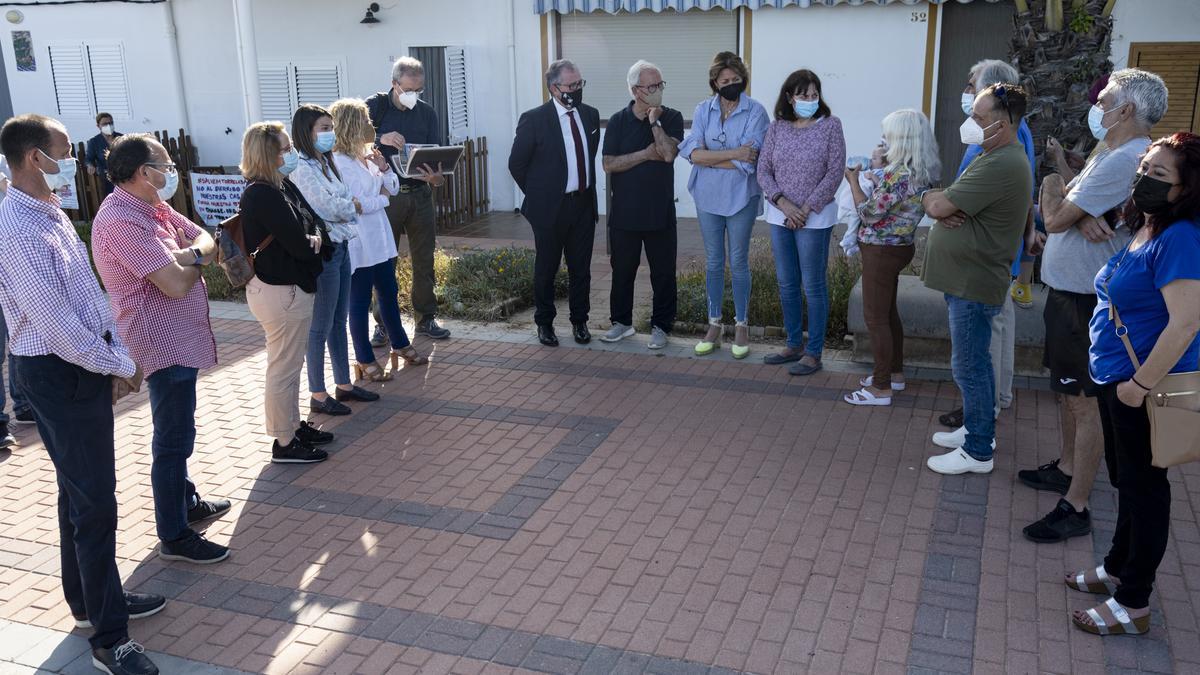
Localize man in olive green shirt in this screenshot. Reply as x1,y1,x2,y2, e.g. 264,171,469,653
921,83,1033,475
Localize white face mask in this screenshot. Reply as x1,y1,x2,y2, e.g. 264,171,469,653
959,117,1000,146
960,93,975,116
396,89,419,109
101,124,114,135
38,149,78,191
147,166,179,201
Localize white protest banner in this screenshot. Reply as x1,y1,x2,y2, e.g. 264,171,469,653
57,183,79,210
189,173,247,227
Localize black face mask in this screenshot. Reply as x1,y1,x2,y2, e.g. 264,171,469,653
558,87,583,109
1131,172,1177,216
717,81,746,102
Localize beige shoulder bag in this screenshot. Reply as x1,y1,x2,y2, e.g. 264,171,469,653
1105,246,1200,468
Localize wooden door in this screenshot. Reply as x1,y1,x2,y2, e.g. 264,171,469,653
1128,42,1200,137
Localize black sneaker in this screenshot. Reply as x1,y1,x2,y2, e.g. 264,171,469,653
159,532,230,564
272,438,328,464
295,421,334,446
939,407,964,428
74,591,166,628
92,639,158,675
186,498,232,526
416,318,451,340
1023,498,1091,543
12,409,34,425
1017,459,1072,495
0,422,13,449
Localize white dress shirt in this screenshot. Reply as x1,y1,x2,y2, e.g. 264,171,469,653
333,152,401,270
553,98,590,193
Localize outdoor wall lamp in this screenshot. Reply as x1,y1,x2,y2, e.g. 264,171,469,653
361,3,381,24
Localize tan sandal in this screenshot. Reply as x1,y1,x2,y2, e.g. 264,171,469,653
390,346,428,371
1066,565,1119,595
1072,597,1150,636
354,360,393,382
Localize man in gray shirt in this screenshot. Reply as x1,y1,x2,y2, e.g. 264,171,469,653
1018,68,1168,543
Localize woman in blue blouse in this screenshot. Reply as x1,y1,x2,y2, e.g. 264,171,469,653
1068,132,1200,636
679,52,769,359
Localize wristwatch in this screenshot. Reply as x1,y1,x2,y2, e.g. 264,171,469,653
650,119,662,128
190,247,203,266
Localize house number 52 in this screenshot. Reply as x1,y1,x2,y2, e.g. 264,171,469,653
911,11,928,22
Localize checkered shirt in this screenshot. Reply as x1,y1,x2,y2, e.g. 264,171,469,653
92,187,216,377
0,186,136,377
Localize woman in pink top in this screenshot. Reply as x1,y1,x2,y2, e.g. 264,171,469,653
757,70,846,375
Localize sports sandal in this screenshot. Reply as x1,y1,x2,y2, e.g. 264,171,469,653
1066,565,1119,595
1072,597,1149,636
843,388,891,406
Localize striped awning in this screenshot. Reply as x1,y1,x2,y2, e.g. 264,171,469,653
534,0,999,12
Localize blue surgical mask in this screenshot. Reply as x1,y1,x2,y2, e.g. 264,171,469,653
793,99,819,119
315,131,336,154
147,166,179,201
38,149,77,191
1088,103,1124,142
280,148,299,176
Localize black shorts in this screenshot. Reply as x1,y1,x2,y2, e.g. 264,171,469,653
1043,288,1098,396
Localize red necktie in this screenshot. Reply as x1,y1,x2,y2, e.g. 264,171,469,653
567,110,587,191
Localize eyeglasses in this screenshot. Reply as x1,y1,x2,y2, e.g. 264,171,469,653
634,81,667,94
557,80,586,93
145,162,177,174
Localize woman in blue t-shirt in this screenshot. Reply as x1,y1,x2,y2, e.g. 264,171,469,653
1068,132,1200,636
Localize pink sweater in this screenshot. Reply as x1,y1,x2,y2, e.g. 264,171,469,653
757,116,847,213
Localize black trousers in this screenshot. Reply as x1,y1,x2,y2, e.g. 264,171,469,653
1097,382,1171,609
608,225,677,332
532,192,594,327
14,355,128,648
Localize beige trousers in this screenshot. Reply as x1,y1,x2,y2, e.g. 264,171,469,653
246,277,315,442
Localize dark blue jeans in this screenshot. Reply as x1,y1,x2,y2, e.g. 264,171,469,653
946,294,1002,460
14,354,128,648
771,225,832,357
147,365,200,543
0,309,31,424
351,258,410,363
306,243,351,393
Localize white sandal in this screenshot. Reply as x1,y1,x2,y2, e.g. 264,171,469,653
860,375,906,391
844,388,892,406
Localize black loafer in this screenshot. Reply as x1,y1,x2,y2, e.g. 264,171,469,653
572,323,591,344
537,325,559,347
309,396,351,416
334,386,380,402
763,351,802,365
92,639,158,675
788,359,822,376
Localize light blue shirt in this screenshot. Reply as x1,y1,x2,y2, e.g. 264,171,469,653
679,93,770,217
958,118,1036,278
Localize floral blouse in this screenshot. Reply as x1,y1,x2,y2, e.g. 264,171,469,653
855,167,929,247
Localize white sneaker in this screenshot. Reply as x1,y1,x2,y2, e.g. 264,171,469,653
600,323,635,343
927,448,994,475
932,425,997,450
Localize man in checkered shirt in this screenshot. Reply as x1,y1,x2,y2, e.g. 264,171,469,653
92,134,232,568
0,114,161,675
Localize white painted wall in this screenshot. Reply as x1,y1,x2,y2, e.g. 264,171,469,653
0,2,188,149
171,0,244,167
1109,0,1200,69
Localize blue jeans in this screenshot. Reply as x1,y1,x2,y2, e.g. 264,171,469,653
698,198,759,323
306,243,351,393
14,355,128,649
0,310,31,424
771,225,832,357
946,294,1002,460
147,366,200,543
350,259,411,363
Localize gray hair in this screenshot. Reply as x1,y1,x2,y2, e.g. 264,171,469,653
391,56,424,83
1105,68,1169,129
970,59,1019,90
545,59,579,89
626,59,661,91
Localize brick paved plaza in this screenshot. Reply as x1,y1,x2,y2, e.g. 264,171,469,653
3,306,1200,674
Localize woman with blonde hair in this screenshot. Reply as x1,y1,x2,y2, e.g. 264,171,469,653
330,98,427,379
843,109,940,406
239,121,334,463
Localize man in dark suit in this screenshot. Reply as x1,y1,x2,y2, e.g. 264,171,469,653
509,59,600,347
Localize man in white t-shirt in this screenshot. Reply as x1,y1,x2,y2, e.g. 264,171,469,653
1018,68,1168,543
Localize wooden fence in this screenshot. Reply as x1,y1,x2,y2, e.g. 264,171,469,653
65,129,490,231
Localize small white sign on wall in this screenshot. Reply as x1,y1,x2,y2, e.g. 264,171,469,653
189,173,247,227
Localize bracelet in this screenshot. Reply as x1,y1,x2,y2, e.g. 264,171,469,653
1131,376,1152,391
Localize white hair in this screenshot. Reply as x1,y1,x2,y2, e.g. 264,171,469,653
881,109,941,188
970,59,1019,90
391,56,424,83
627,60,661,92
1105,68,1169,130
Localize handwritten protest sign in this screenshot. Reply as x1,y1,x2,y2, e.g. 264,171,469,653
189,173,247,227
57,182,78,210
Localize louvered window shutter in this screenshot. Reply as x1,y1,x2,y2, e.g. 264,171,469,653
48,43,92,118
293,63,342,109
445,47,470,143
1128,42,1200,136
258,63,294,122
86,44,132,118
